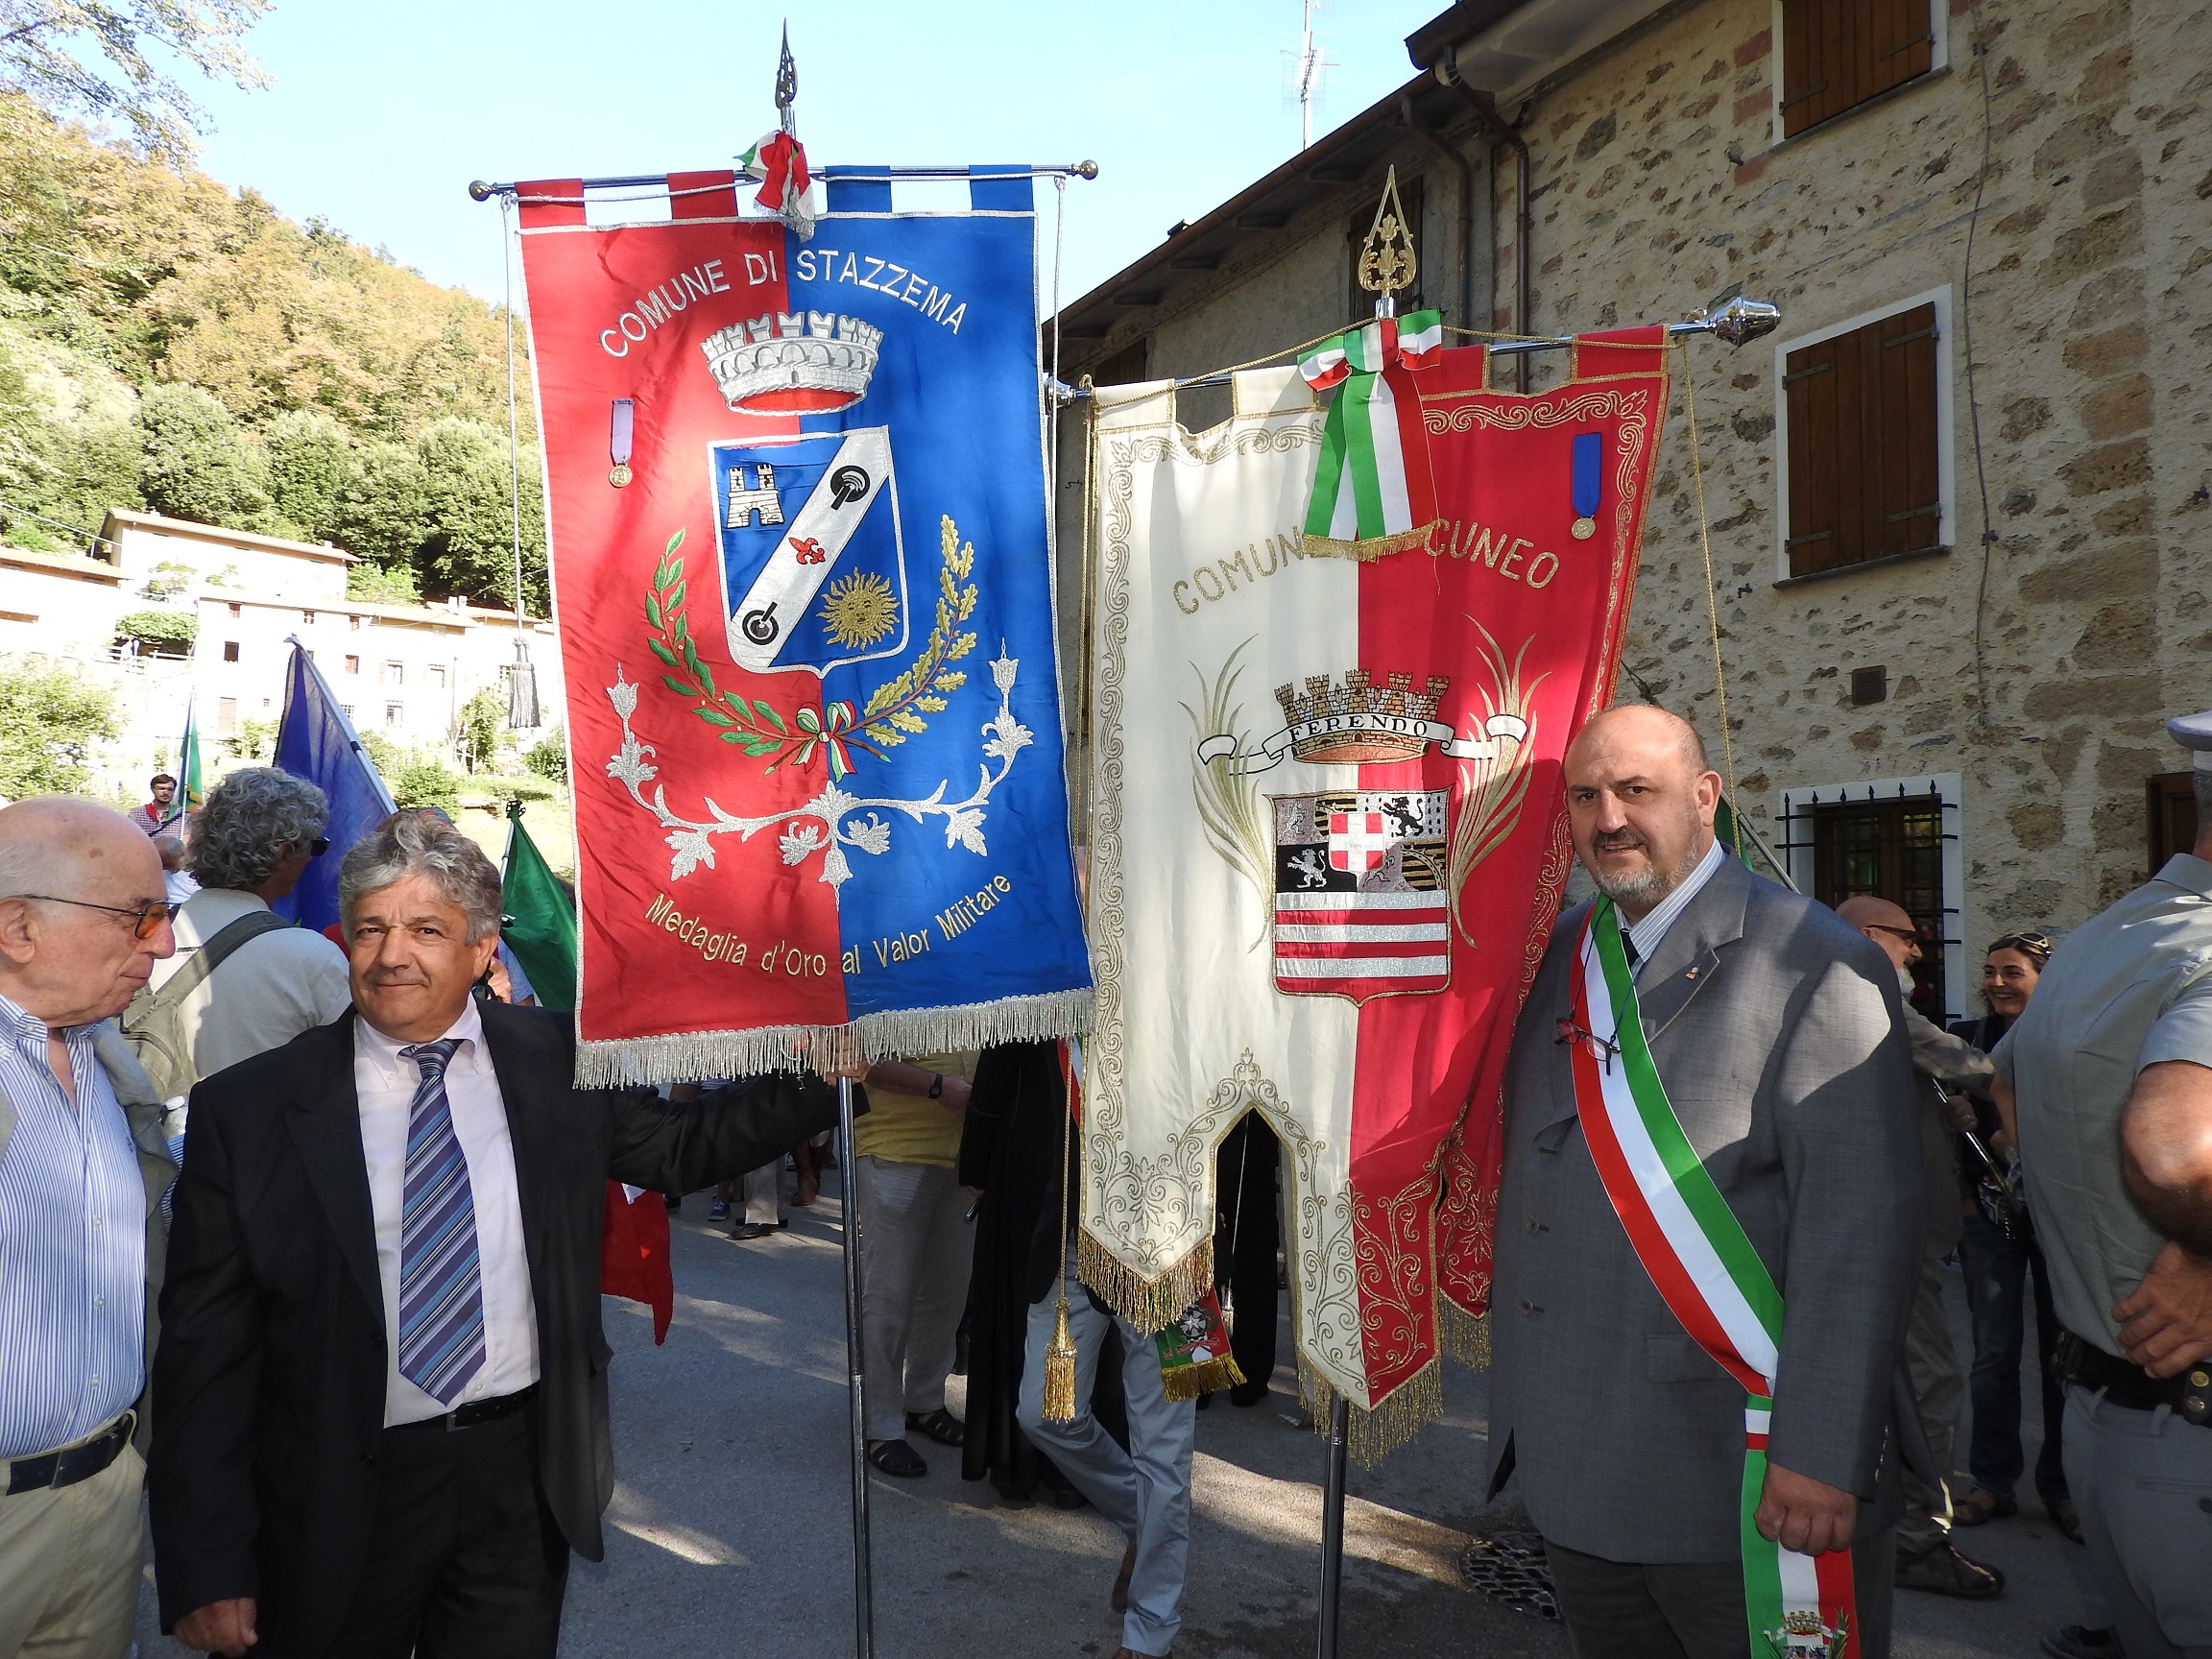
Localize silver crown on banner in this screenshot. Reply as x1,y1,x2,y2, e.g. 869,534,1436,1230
702,311,882,415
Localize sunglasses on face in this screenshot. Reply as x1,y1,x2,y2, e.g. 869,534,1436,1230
297,837,331,858
1866,923,1921,944
20,895,179,940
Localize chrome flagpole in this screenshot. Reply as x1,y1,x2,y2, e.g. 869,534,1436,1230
837,1075,875,1658
1315,1393,1351,1658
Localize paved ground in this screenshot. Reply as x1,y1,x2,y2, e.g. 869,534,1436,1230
135,1166,2099,1657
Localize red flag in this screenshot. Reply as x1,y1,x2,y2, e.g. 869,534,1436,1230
600,1182,673,1344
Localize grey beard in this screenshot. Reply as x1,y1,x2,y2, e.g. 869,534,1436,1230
1588,840,1705,909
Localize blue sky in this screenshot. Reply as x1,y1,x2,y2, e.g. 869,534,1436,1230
174,0,1445,309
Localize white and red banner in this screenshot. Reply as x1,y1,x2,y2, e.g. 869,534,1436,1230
1081,334,1668,1452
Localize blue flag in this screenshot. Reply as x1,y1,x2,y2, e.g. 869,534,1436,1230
273,640,396,932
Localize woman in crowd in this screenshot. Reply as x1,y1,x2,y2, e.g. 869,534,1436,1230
1946,930,2076,1540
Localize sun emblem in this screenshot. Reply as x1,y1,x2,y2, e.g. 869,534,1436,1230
818,570,899,650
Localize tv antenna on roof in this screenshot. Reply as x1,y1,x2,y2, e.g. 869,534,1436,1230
1282,0,1335,151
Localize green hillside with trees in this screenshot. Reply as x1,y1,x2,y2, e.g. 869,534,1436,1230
0,93,546,609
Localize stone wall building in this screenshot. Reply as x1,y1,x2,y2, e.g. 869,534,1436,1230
1050,0,2210,1021
0,508,563,799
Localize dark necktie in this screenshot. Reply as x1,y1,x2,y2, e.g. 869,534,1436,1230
1622,929,1642,968
397,1039,485,1406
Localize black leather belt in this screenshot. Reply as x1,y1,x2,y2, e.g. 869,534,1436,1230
6,1411,134,1496
389,1383,539,1433
2056,1330,2211,1426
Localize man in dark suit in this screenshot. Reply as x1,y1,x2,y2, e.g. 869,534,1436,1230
152,813,840,1658
1487,705,1924,1658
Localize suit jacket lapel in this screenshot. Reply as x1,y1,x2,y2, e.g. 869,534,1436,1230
285,1014,384,1321
1633,854,1753,1046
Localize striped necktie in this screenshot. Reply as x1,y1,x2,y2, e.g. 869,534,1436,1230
397,1039,485,1406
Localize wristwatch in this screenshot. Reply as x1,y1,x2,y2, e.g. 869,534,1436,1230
927,1073,944,1098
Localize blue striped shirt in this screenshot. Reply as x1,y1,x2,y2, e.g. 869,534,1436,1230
1621,836,1729,979
0,990,145,1458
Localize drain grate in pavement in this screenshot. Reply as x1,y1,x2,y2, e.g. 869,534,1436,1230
1459,1528,1559,1621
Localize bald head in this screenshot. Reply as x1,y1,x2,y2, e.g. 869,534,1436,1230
0,797,174,1026
1563,705,1721,921
1836,894,1922,975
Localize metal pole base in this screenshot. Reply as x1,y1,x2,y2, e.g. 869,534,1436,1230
838,1078,875,1658
1316,1393,1349,1659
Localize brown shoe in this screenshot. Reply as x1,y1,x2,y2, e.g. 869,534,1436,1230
1111,1543,1136,1612
1895,1539,2005,1599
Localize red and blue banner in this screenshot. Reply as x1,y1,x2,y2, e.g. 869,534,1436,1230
516,167,1091,1079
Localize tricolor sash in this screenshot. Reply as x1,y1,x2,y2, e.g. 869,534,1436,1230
1567,902,1857,1659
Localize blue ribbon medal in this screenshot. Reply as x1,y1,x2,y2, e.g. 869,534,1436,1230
1571,429,1601,541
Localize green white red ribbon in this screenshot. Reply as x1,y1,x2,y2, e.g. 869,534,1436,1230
1298,310,1442,556
1568,902,1857,1659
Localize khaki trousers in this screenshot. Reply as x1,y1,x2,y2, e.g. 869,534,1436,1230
0,1442,144,1659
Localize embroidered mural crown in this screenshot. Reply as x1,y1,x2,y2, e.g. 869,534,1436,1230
1271,669,1449,764
702,311,882,415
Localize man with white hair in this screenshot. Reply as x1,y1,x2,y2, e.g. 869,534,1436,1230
0,798,180,1659
154,811,843,1659
135,766,350,1095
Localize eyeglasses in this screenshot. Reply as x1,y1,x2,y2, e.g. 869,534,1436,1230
1554,1015,1621,1074
16,895,179,940
1990,930,2053,962
290,837,331,858
1864,923,1921,944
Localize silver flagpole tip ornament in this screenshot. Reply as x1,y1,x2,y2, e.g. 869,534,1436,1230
1688,295,1782,347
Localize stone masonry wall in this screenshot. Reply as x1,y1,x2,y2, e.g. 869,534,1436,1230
1511,0,2210,964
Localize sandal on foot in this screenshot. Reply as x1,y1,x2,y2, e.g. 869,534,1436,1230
1953,1487,2016,1527
2046,1498,2083,1543
865,1438,926,1478
905,1407,966,1447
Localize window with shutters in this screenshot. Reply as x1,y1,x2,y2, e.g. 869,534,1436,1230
1778,0,1940,139
1773,290,1950,583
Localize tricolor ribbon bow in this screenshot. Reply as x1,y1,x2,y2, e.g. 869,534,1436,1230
791,699,860,779
740,131,816,242
1298,309,1444,558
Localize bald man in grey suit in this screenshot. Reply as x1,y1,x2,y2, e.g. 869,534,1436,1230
1487,707,1924,1658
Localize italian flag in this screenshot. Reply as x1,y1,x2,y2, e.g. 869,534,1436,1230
1300,310,1443,557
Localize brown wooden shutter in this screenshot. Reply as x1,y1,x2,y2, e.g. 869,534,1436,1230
1781,0,1933,139
1784,301,1940,576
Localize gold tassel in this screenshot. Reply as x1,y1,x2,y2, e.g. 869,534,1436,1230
1300,517,1442,562
1293,1357,1448,1468
1077,1231,1214,1335
1159,1354,1246,1405
1041,1295,1079,1423
1439,1301,1493,1372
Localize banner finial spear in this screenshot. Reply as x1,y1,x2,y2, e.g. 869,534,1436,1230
776,22,797,131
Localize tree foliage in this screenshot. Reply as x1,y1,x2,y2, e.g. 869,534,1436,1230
0,660,117,796
0,0,270,158
0,94,546,604
454,686,502,774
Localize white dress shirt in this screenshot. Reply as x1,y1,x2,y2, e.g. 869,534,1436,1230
354,998,540,1425
1619,836,1730,978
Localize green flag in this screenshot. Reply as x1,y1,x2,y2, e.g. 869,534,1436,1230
501,803,578,1013
179,698,204,818
1715,794,1794,891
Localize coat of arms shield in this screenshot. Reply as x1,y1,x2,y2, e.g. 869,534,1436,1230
1272,789,1450,1002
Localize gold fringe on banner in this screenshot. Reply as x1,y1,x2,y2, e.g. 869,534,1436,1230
1299,518,1440,563
1160,1353,1245,1405
1439,1302,1492,1372
1076,1231,1214,1336
1041,1295,1079,1422
572,986,1094,1087
1296,1356,1447,1469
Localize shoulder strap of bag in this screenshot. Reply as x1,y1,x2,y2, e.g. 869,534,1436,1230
158,907,296,1006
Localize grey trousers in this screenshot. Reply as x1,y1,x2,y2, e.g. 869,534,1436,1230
1897,1251,1962,1551
1017,1261,1195,1657
2063,1384,2212,1659
1545,1529,1896,1659
854,1155,972,1443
